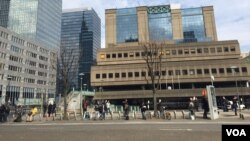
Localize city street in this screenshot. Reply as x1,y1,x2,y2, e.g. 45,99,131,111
1,120,249,141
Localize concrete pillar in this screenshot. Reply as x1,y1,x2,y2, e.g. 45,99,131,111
171,9,183,40
105,9,117,47
202,6,218,41
137,7,149,43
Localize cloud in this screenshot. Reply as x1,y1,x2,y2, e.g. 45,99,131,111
62,0,250,52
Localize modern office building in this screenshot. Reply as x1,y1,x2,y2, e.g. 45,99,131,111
0,0,62,49
57,8,101,95
91,5,250,104
0,26,58,105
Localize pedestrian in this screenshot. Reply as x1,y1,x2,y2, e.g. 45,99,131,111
157,99,163,119
222,97,228,112
188,97,195,120
202,96,209,119
105,100,112,119
26,106,37,122
193,96,199,112
232,96,238,116
82,100,88,119
14,105,23,122
123,99,129,120
52,101,56,117
140,101,147,120
48,103,53,117
43,102,47,117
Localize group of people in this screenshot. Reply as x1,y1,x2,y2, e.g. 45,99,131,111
93,100,112,120
0,104,10,122
43,101,57,118
222,96,242,116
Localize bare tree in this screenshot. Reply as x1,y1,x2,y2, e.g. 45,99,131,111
141,42,164,116
56,46,79,120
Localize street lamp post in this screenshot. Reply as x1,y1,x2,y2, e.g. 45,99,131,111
79,73,84,114
231,66,240,115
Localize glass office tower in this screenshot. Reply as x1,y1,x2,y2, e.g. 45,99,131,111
59,8,101,93
0,0,62,48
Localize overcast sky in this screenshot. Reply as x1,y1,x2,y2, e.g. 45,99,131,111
62,0,250,53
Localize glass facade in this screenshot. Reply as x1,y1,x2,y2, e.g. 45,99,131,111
181,8,206,42
0,0,10,27
0,0,62,48
59,9,101,93
148,6,173,41
116,8,138,43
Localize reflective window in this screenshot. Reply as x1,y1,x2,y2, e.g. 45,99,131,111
148,6,172,41
181,8,206,42
116,8,138,43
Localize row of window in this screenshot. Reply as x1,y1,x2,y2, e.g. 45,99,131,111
11,36,25,46
37,80,46,85
27,42,38,51
25,60,36,67
8,75,21,82
40,48,49,55
8,65,22,72
95,67,248,79
26,51,37,58
39,63,48,69
11,45,24,54
9,55,23,63
101,46,236,60
0,41,7,49
0,63,4,70
39,55,48,61
38,71,47,77
0,52,6,59
0,31,8,39
24,69,36,75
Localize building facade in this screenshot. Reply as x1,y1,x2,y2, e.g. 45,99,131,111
0,26,57,105
57,8,101,95
0,0,62,49
91,5,250,104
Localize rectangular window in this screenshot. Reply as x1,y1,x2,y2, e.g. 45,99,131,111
135,72,140,77
211,68,217,74
172,50,176,55
168,70,173,76
197,69,202,75
165,50,170,55
135,52,140,57
204,48,209,53
224,47,229,52
106,54,110,59
210,48,216,53
182,70,188,75
122,72,126,78
184,49,189,54
141,71,146,77
102,73,107,79
124,53,128,58
197,48,202,54
190,49,196,54
128,72,133,77
217,47,222,53
226,68,232,73
175,70,181,75
129,52,134,57
219,68,225,74
161,71,166,76
242,67,248,73
178,49,183,55
189,69,195,75
230,46,236,52
118,53,122,58
108,73,113,78
115,73,120,78
112,54,116,58
100,54,105,59
204,69,210,74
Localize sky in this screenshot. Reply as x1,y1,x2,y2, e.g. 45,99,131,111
62,0,250,53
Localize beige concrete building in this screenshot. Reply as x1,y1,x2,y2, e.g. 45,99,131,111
0,26,58,105
91,5,250,105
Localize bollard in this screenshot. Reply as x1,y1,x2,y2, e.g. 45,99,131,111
181,110,185,119
173,110,176,119
118,111,121,120
111,111,113,120
134,111,136,119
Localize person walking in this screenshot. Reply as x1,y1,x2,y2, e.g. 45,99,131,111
157,99,163,119
188,97,195,120
52,101,56,117
222,97,228,112
123,99,129,120
232,96,238,116
48,103,53,117
140,101,147,120
202,96,209,119
43,102,48,117
14,105,23,122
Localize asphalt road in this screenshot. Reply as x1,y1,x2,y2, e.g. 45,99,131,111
0,121,224,141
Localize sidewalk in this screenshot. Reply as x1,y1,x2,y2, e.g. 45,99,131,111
1,109,250,125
